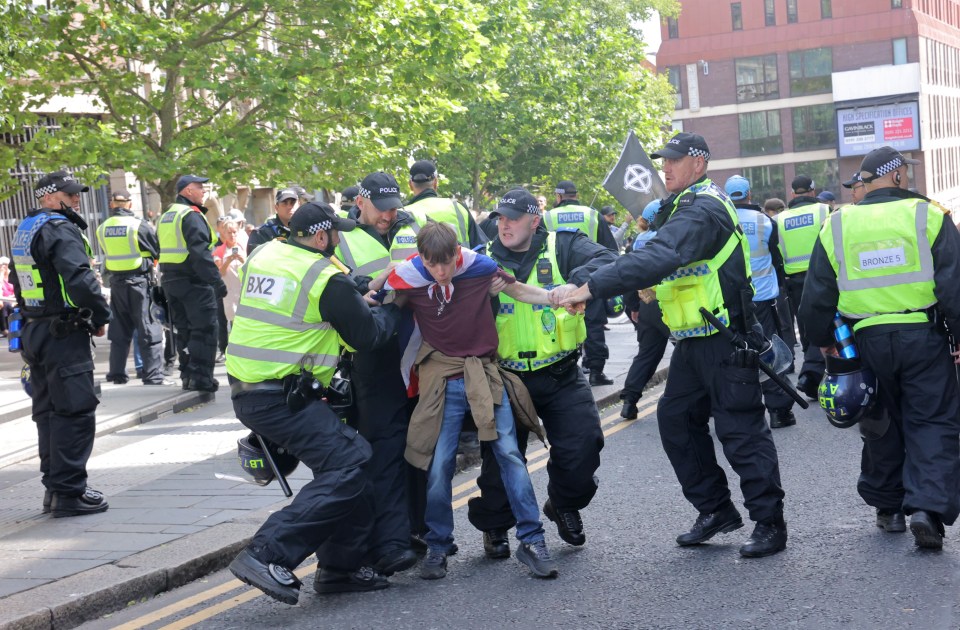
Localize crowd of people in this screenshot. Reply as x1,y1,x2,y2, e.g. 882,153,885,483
9,137,959,604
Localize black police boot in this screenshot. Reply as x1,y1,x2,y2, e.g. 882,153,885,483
796,372,821,401
589,371,614,386
876,509,906,533
42,488,52,514
183,376,219,393
739,518,788,558
544,498,586,546
313,565,389,594
228,548,301,605
51,487,109,518
374,548,418,577
515,539,559,579
769,409,797,429
676,505,743,546
105,374,129,385
909,510,944,550
620,399,639,420
483,529,510,559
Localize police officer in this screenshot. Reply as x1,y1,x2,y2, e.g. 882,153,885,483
404,160,486,248
799,146,960,550
246,188,299,254
543,180,619,385
339,185,360,217
725,175,795,428
776,175,829,399
467,188,615,555
226,202,403,604
158,174,226,392
842,171,866,205
98,192,168,386
563,133,788,558
11,171,111,517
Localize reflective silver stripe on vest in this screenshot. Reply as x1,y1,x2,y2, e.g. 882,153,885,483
227,344,339,368
233,305,333,332
162,208,188,254
235,256,334,330
587,210,597,242
338,236,388,278
293,259,333,322
391,247,418,260
833,202,934,291
451,198,467,243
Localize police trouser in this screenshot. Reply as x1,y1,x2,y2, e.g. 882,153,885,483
468,360,604,532
775,295,797,352
161,278,218,384
352,345,412,559
754,298,793,412
657,333,785,523
786,273,825,380
233,391,374,571
22,321,99,496
621,299,670,405
107,274,163,383
582,298,609,372
855,326,960,525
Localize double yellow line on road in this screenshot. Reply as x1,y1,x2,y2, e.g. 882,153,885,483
115,393,661,630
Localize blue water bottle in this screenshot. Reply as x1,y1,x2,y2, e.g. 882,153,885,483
8,307,22,353
832,312,858,359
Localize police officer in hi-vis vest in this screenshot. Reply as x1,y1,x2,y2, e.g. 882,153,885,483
543,180,619,385
11,171,111,518
776,175,829,400
466,188,615,557
158,174,227,393
403,159,487,249
562,133,788,558
97,191,168,385
226,202,404,604
799,146,960,551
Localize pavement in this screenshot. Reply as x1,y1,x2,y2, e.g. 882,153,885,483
0,315,666,630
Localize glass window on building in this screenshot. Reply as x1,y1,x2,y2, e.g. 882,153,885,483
732,3,743,30
821,0,832,18
739,111,783,156
893,38,908,65
736,55,780,102
667,66,683,108
667,17,679,39
786,0,798,23
792,104,837,151
892,0,902,7
765,0,776,26
795,159,839,196
742,165,785,204
789,47,832,96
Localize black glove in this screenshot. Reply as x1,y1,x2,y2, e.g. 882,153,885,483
215,280,228,299
730,347,759,369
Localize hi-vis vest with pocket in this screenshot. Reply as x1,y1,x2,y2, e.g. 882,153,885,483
405,196,470,245
158,204,215,264
736,207,778,301
543,204,600,242
335,228,391,280
489,232,586,372
775,202,828,275
820,198,940,333
655,180,752,339
225,240,343,386
12,211,92,310
97,215,151,272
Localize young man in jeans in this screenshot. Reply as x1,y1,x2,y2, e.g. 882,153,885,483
382,221,574,579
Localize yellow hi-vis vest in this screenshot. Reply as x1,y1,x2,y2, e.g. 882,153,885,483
655,180,753,339
775,202,828,275
97,215,151,272
543,205,600,242
405,196,470,246
490,232,586,372
821,198,940,333
225,240,343,386
335,228,391,279
158,204,214,263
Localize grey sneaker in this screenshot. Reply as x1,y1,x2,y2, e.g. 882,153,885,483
515,539,559,578
419,550,447,580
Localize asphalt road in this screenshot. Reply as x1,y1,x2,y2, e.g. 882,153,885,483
82,382,960,630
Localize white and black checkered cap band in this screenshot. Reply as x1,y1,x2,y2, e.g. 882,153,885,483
304,220,332,235
688,148,710,159
874,157,902,177
34,185,58,199
358,185,371,198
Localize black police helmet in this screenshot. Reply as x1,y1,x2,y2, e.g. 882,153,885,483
818,355,878,428
605,295,624,318
237,434,299,486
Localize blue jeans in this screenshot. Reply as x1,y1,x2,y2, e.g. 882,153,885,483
424,378,544,553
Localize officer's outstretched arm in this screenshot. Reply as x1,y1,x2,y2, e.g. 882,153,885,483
502,281,550,305
319,274,401,353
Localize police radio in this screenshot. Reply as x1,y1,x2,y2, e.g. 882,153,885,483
536,258,553,286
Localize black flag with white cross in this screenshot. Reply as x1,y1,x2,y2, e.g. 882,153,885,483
602,130,668,219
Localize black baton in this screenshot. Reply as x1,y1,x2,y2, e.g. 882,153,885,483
699,307,810,409
253,434,293,498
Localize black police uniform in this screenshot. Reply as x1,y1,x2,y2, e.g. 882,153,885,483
619,277,670,415
587,177,787,535
11,205,111,513
468,227,615,535
799,186,960,528
230,254,402,593
103,207,164,384
245,216,289,255
159,195,226,391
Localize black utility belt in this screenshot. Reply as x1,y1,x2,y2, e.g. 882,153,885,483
230,379,286,397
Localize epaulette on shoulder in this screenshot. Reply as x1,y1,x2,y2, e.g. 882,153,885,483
554,227,580,233
930,199,951,216
676,191,697,208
